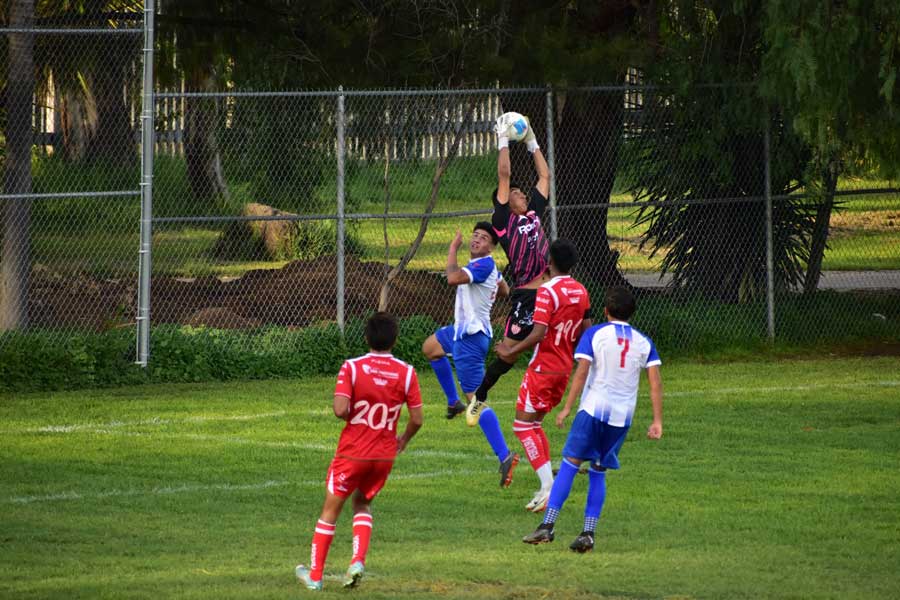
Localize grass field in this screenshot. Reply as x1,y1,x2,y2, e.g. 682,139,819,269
3,356,899,599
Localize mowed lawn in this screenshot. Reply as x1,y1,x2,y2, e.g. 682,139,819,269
2,356,899,599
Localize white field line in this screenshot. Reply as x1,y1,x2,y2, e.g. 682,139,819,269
663,379,900,398
6,468,480,505
21,411,297,434
7,426,487,461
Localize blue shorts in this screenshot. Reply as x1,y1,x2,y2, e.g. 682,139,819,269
435,325,490,394
561,410,629,470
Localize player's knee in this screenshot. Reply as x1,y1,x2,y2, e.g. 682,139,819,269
590,462,606,472
422,336,441,359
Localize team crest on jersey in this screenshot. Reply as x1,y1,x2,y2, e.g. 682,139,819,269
510,324,521,335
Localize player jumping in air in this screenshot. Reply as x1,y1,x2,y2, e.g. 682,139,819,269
522,286,663,553
495,239,591,511
422,223,518,478
296,312,423,591
466,112,551,488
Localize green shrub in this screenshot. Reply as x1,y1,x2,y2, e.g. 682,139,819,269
2,291,896,393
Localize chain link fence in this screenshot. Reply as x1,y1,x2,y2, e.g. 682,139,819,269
2,10,899,369
0,8,146,358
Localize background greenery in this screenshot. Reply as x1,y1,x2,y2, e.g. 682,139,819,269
3,293,898,393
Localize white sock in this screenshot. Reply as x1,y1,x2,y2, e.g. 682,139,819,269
536,463,554,490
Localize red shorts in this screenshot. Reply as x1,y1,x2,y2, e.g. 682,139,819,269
516,369,570,414
326,456,395,500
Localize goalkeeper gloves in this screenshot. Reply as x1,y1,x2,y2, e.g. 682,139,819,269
494,114,510,150
522,117,539,153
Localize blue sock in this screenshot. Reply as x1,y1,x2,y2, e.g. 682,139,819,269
430,357,459,406
585,468,606,530
543,458,579,525
478,407,509,462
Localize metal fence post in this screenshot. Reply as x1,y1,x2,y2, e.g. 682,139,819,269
136,0,155,366
764,114,775,342
545,88,558,241
336,87,346,333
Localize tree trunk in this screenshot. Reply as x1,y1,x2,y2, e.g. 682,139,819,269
555,90,630,286
58,91,90,162
85,35,138,167
184,70,229,205
803,163,839,295
1,0,35,331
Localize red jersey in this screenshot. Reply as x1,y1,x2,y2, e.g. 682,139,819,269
527,275,591,374
334,353,422,461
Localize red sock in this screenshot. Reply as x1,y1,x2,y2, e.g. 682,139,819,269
533,422,551,466
351,512,373,565
513,420,547,471
310,519,335,581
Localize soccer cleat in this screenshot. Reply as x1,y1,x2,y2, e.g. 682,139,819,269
295,564,323,591
465,399,487,427
525,489,551,512
522,523,555,545
342,561,365,589
499,452,520,488
569,532,595,553
446,400,467,420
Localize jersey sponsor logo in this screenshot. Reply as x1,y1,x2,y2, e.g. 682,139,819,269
361,363,400,379
516,219,540,235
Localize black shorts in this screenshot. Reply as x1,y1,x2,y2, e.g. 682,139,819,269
504,288,537,341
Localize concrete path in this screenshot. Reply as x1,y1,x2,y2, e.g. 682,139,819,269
625,270,900,291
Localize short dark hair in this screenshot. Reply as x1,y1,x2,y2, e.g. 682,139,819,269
605,286,636,321
365,312,398,351
492,183,525,202
474,221,499,245
549,239,578,274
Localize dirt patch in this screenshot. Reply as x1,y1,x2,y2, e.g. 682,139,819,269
829,210,900,237
26,255,472,331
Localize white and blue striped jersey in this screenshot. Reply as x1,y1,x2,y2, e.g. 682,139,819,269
454,256,501,340
573,321,661,427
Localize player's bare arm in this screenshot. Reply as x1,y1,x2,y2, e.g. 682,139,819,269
497,278,510,299
556,359,590,428
333,394,351,420
496,145,511,205
396,405,424,453
495,323,547,361
646,365,663,439
445,229,471,286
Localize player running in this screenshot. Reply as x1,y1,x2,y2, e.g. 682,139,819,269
295,312,423,592
522,286,663,553
422,223,517,480
466,112,552,489
495,239,591,510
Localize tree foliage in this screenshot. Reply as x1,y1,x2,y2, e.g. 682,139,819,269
761,0,900,176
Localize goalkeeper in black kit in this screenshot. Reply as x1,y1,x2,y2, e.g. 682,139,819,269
465,112,552,489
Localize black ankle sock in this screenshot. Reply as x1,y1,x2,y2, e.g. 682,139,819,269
475,358,515,401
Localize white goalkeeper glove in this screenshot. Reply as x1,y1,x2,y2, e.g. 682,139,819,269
494,114,511,150
522,116,540,153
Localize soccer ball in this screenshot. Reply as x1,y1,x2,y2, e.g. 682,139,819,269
495,112,529,142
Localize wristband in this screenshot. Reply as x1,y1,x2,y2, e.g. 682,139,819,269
526,139,540,153
497,136,509,150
